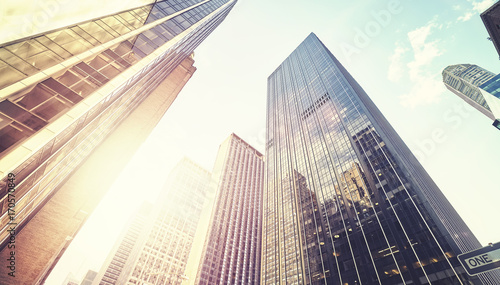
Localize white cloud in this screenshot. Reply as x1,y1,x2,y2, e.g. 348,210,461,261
406,23,443,79
471,0,496,12
399,75,446,107
457,12,474,22
457,0,496,22
387,45,407,82
399,22,446,107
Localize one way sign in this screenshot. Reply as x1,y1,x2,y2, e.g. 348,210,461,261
458,242,500,276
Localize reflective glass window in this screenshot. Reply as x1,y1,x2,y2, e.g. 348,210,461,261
33,97,70,121
0,100,46,130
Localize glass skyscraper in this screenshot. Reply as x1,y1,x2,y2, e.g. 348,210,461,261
0,0,237,283
196,133,264,285
262,33,500,285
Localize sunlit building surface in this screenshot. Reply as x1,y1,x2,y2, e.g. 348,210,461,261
262,33,500,285
442,64,500,129
442,64,495,119
94,158,211,285
0,0,237,283
196,133,264,285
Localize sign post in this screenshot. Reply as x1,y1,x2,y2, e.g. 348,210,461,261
458,242,500,276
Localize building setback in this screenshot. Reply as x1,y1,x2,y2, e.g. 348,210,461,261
0,0,237,283
93,158,211,285
262,33,500,285
196,133,264,285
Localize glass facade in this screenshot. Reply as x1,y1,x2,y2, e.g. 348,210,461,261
481,74,500,97
262,33,500,285
196,134,264,285
0,0,237,248
0,4,154,90
479,75,500,121
0,0,232,155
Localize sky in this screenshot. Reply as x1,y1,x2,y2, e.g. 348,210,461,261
44,0,500,283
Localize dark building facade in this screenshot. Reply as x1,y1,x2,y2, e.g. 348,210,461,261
262,33,500,285
0,0,237,283
481,1,500,60
196,134,264,285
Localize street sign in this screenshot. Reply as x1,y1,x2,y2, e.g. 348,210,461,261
458,242,500,276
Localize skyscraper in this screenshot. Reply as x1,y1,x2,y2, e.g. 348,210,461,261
442,64,495,118
196,133,264,285
93,158,211,285
481,1,500,60
31,56,197,285
262,33,500,284
0,0,237,283
442,64,500,129
93,201,155,285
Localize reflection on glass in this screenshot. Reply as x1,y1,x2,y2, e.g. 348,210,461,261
262,33,491,285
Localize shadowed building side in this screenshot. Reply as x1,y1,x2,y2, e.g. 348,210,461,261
481,1,500,60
